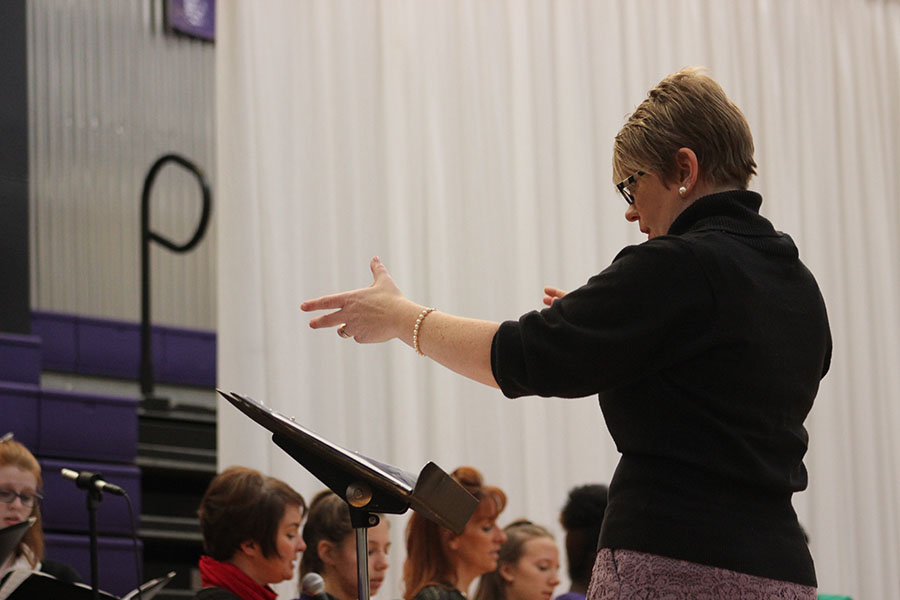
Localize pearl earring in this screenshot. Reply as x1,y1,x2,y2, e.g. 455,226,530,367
679,186,687,197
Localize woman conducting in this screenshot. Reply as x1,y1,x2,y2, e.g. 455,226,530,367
301,68,831,597
194,466,307,600
299,489,391,600
403,466,506,600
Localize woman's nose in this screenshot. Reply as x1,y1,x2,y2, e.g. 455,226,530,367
625,203,639,222
374,552,389,571
494,527,507,544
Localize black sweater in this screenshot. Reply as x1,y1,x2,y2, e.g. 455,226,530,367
491,190,831,586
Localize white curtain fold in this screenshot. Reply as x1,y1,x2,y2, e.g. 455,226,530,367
216,2,900,598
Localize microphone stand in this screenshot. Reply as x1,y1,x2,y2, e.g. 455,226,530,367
75,472,105,600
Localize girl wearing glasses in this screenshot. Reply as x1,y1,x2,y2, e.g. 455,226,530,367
0,436,81,597
302,68,830,598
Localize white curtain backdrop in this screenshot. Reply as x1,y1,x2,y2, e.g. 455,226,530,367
216,2,900,598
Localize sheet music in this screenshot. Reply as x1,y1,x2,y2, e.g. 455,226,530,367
220,390,418,493
0,518,35,567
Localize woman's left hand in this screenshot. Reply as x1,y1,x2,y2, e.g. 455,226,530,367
301,256,418,343
543,286,568,306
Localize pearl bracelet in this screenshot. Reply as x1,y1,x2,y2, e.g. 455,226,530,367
412,307,436,356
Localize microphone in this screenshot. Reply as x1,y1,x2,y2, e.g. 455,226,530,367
60,468,126,496
300,572,329,600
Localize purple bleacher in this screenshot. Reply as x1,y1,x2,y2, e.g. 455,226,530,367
0,381,40,448
32,310,216,387
156,326,216,387
26,312,77,372
76,316,145,379
43,532,142,597
38,388,138,463
40,458,141,535
0,332,42,384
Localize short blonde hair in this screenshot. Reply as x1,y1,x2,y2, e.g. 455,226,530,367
613,67,757,189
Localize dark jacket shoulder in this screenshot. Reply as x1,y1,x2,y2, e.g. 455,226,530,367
194,587,243,600
413,585,466,600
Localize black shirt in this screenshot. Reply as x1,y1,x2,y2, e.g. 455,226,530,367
491,190,831,586
413,584,467,600
193,587,242,600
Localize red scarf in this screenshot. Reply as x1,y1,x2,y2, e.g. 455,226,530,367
199,555,278,600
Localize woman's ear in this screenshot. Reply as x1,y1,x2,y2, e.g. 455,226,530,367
675,147,700,197
438,526,458,552
318,539,337,566
239,539,261,558
499,562,516,584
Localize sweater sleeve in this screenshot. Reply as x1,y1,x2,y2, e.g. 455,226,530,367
491,238,715,398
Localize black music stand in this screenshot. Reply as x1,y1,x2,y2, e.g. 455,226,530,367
217,390,478,600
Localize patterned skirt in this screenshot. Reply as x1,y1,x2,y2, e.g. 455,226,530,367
587,548,817,600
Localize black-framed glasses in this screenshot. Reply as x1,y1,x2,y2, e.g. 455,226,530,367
615,171,645,205
0,488,42,507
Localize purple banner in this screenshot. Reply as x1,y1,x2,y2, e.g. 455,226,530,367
166,0,215,42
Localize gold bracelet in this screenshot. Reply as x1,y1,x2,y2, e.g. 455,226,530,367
412,307,436,356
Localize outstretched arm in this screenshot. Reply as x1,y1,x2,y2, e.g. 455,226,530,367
300,257,500,388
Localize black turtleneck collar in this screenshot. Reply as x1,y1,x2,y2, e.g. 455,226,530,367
667,189,775,238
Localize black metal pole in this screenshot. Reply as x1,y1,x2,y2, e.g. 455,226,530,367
87,487,102,600
348,508,378,600
140,187,152,398
139,153,211,404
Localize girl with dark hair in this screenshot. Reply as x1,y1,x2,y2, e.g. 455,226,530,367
556,484,607,600
299,489,391,600
194,466,307,600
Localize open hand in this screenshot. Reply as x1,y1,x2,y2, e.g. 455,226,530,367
301,257,412,343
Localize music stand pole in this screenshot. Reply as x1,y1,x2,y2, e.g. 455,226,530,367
348,508,378,600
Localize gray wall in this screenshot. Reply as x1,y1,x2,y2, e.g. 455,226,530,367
28,0,216,330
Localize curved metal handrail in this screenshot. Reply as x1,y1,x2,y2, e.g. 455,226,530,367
140,153,212,401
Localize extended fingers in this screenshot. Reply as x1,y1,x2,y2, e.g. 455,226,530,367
543,286,566,296
307,310,348,330
542,286,567,306
302,293,350,329
300,292,348,313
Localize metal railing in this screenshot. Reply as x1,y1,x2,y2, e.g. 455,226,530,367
140,154,212,405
